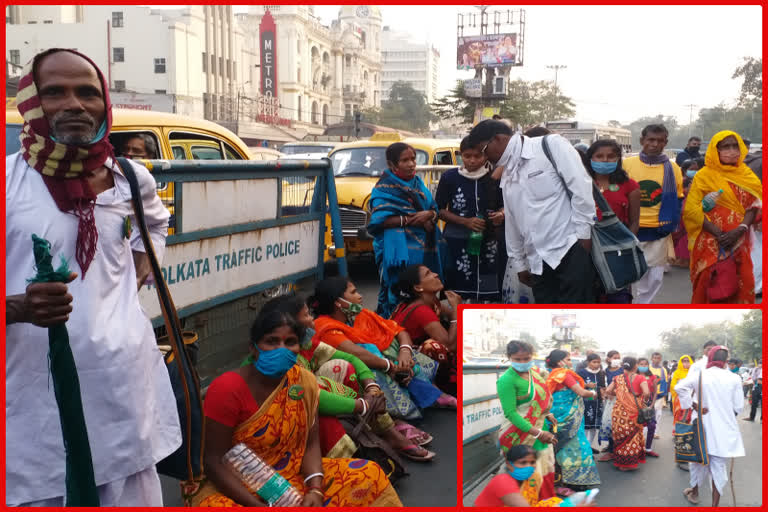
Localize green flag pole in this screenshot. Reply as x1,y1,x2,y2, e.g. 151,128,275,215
27,234,99,506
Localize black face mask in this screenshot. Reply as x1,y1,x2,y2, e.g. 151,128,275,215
687,146,700,155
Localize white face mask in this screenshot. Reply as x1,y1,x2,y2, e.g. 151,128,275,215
610,359,621,368
586,366,601,374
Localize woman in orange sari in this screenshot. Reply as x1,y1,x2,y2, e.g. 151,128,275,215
683,130,762,303
602,357,651,472
183,309,402,507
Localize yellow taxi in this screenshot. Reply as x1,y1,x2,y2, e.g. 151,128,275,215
325,133,461,258
6,108,253,233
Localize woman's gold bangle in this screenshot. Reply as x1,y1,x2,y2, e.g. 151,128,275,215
308,489,325,498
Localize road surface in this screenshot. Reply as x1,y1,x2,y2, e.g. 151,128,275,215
463,404,762,507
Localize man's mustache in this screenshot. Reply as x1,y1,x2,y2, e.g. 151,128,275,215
50,110,97,129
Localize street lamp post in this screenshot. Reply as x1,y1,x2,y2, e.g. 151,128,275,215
546,64,567,122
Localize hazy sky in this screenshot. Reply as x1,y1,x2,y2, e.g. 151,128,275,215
463,308,756,356
311,5,762,125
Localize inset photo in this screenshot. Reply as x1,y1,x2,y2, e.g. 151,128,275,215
462,308,762,507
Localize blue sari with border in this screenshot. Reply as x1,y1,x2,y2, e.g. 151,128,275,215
368,170,445,317
550,388,601,487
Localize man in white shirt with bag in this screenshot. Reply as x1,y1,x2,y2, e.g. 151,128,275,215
467,119,597,303
5,48,180,506
675,345,745,506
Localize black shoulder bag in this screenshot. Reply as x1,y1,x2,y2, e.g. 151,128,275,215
117,157,205,481
625,374,655,424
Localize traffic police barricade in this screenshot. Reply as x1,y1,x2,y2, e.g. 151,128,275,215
136,157,347,384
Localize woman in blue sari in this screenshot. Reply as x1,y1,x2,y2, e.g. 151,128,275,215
544,350,601,495
367,143,445,318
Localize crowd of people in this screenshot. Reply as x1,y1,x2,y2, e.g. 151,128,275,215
368,121,762,306
474,340,757,507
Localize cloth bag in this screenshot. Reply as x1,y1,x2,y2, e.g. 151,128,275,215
706,249,739,302
542,136,648,293
674,372,709,465
118,157,205,481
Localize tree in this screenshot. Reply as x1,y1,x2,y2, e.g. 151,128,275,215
430,81,476,126
430,78,576,127
623,115,682,148
659,322,739,362
732,57,762,109
733,310,762,363
362,81,434,133
519,331,539,353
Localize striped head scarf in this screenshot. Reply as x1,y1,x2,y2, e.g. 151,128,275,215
17,48,115,277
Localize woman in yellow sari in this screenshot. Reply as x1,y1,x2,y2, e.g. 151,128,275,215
670,355,694,430
683,130,762,303
183,309,402,507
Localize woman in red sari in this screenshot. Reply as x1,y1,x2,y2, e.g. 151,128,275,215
602,357,651,471
683,130,762,303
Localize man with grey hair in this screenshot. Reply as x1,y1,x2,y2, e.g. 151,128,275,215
119,133,158,159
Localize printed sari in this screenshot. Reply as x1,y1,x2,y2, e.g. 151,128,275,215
314,311,441,420
670,355,694,432
547,369,601,488
611,373,646,470
367,169,445,318
519,472,564,507
498,369,556,499
598,368,624,444
683,130,762,304
182,366,402,507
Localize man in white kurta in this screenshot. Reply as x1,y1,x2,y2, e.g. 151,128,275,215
5,49,180,506
675,347,745,506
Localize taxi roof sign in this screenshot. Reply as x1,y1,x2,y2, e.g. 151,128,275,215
369,133,406,142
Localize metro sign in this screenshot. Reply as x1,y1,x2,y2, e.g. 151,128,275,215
260,10,277,98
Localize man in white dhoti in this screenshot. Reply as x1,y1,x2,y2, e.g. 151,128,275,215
675,345,745,507
5,49,180,506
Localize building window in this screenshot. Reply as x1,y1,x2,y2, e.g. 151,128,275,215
297,96,302,121
227,59,231,79
219,57,224,77
28,21,37,24
9,49,20,65
202,52,207,72
154,58,166,74
114,80,126,91
44,20,53,24
112,12,124,27
155,89,166,94
113,47,124,63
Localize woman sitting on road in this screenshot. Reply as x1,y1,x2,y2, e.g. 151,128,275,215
310,277,456,419
602,357,651,472
497,340,558,500
544,350,601,495
474,446,568,507
367,142,445,318
256,294,435,462
390,264,460,396
683,130,762,303
184,309,402,506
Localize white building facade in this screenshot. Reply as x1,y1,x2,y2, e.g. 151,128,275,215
380,27,440,104
5,5,258,120
237,5,382,133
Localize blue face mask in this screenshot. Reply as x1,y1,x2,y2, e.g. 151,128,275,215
686,170,697,179
638,366,649,373
300,327,316,350
591,160,618,175
731,368,740,374
253,346,297,378
507,464,535,481
50,119,107,144
510,361,534,372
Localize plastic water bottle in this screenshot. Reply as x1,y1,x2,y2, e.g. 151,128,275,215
702,189,724,213
467,216,484,256
223,443,303,507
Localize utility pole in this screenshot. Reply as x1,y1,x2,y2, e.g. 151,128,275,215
685,103,697,138
546,64,567,122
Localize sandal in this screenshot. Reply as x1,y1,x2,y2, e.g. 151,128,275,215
596,453,613,462
399,444,436,462
434,394,457,409
394,421,433,446
683,488,700,504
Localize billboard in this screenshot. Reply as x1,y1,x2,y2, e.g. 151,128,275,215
473,106,500,125
552,314,577,329
457,33,519,69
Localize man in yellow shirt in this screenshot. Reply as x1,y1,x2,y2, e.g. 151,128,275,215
623,124,684,303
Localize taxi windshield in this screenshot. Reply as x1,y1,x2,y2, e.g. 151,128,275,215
330,147,428,177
